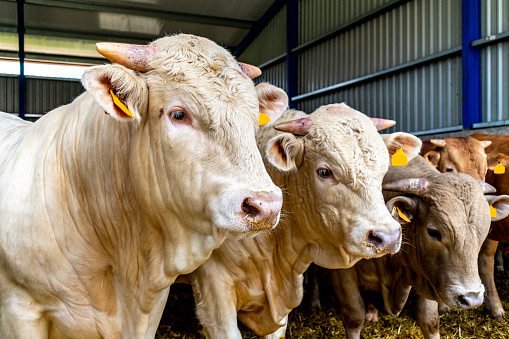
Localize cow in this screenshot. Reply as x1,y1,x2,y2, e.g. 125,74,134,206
330,133,509,339
471,133,509,243
179,84,403,339
0,34,284,338
420,135,509,320
420,136,492,179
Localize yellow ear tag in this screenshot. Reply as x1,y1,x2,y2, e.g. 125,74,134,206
391,147,408,166
397,207,411,222
490,205,497,218
494,162,505,174
391,207,396,217
259,112,270,126
109,89,133,117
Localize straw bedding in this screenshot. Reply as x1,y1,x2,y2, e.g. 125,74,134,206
156,270,509,338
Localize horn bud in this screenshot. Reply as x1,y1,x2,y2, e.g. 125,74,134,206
238,62,262,79
382,178,429,195
430,139,446,147
274,117,313,136
96,42,157,72
477,180,496,194
370,118,396,131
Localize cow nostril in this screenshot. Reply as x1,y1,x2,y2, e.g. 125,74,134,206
457,295,469,307
367,231,383,246
242,198,260,218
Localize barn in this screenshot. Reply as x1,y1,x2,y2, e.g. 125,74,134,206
1,0,508,338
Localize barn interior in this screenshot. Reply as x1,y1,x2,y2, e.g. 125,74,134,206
1,0,509,337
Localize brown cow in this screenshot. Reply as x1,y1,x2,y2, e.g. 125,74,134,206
421,135,509,319
331,133,509,339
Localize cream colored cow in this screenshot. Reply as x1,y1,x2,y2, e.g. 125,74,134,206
181,83,402,338
0,35,283,338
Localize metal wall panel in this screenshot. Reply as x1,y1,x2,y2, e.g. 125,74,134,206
299,0,391,45
237,5,287,66
25,77,83,115
298,0,462,100
0,75,84,117
481,0,509,123
297,56,463,134
0,75,19,114
254,61,288,92
239,0,465,134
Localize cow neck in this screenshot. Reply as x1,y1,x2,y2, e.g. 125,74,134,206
235,168,316,324
46,94,173,315
267,169,314,275
373,253,413,316
229,217,308,328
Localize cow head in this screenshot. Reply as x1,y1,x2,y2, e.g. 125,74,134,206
421,136,491,180
262,103,402,268
81,34,283,237
384,174,509,309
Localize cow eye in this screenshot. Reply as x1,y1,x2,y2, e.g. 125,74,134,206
172,111,186,120
446,168,454,172
427,227,442,241
317,168,333,179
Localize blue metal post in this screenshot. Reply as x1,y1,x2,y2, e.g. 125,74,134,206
461,0,481,129
286,0,298,109
17,0,26,120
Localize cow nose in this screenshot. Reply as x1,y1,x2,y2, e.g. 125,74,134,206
242,192,283,230
456,290,484,309
366,229,401,254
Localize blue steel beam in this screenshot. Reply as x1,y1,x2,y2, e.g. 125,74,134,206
17,0,25,120
286,0,297,109
233,0,286,57
461,0,481,129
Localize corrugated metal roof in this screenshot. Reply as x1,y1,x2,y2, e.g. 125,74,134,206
0,0,277,64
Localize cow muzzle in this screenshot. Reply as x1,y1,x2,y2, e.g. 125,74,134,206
364,228,401,255
241,191,283,231
447,284,485,310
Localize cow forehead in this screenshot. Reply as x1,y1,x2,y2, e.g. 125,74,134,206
149,34,244,85
145,34,259,126
441,139,487,178
304,116,389,190
424,175,488,225
426,174,481,199
443,138,486,164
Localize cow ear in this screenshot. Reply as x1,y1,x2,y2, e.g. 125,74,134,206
265,134,304,171
423,150,441,168
386,196,418,223
485,195,509,221
256,83,289,126
382,132,422,162
82,64,148,122
420,139,438,155
487,153,509,171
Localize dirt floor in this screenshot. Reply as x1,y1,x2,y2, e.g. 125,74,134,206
156,269,509,338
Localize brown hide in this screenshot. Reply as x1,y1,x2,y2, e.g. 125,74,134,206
332,156,495,339
420,136,489,180
471,134,509,242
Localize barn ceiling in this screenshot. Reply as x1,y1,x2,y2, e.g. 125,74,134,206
0,0,278,65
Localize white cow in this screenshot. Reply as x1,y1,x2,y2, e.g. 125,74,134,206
180,83,402,339
0,34,283,338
